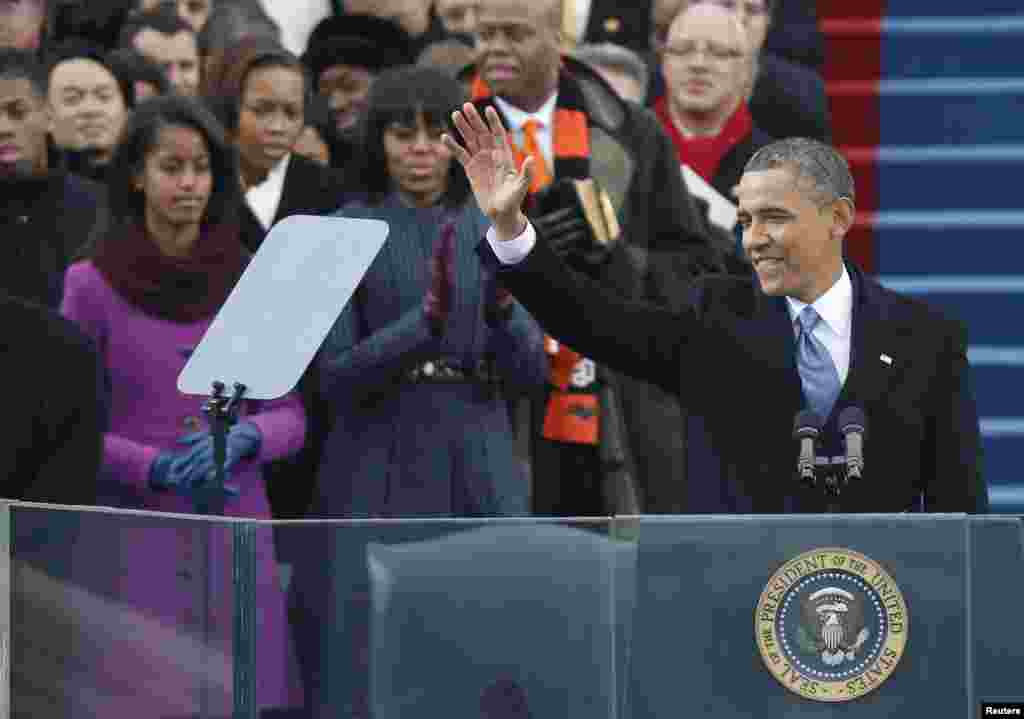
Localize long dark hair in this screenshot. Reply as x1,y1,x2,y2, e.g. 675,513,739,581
105,94,240,230
351,65,470,208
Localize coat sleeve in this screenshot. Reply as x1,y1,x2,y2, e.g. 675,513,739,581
620,108,735,309
923,320,989,513
485,301,548,391
317,290,439,404
482,232,695,399
60,264,161,490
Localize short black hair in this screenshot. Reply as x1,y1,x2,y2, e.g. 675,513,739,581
351,66,470,208
44,37,107,68
0,48,49,99
118,4,195,49
105,94,239,228
44,40,130,110
105,47,171,107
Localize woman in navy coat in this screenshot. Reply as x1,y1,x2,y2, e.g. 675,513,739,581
290,67,547,715
313,66,547,518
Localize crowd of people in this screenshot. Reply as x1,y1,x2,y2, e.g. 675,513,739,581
1,0,987,716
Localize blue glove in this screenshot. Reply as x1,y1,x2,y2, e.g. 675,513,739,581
172,421,263,486
148,451,240,500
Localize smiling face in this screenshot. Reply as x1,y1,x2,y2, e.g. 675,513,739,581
236,63,305,179
136,123,212,233
736,165,852,303
318,63,373,133
475,0,561,112
48,58,127,158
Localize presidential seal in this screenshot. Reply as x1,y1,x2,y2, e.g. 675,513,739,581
755,548,908,702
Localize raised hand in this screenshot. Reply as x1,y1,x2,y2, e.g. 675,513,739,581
442,103,532,240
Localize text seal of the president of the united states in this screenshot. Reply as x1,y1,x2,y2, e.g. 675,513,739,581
755,547,908,702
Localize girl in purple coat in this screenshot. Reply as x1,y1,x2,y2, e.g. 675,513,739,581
60,95,303,714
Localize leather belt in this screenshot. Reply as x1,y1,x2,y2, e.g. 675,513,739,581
404,358,498,384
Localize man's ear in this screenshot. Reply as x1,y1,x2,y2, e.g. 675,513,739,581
830,197,856,242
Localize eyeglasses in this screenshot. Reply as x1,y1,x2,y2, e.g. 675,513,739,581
704,0,770,17
660,40,745,63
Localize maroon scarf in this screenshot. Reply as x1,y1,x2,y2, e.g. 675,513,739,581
92,220,249,323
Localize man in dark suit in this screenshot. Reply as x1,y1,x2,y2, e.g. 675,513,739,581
443,108,988,513
469,0,733,517
0,48,107,310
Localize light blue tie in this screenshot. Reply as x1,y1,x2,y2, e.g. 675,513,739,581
796,306,841,421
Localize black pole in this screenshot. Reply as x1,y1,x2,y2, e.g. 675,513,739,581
197,381,247,716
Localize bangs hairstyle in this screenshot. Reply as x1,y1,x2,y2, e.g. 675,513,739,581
106,94,239,228
355,66,469,207
201,36,307,133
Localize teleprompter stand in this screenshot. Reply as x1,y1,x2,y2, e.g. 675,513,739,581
176,215,389,717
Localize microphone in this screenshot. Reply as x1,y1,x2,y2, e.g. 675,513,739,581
839,406,867,481
793,410,822,487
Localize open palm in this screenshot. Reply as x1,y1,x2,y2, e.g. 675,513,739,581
443,103,532,229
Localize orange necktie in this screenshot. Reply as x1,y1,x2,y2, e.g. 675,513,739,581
517,119,553,193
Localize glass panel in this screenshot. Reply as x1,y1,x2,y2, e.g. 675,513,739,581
275,518,618,718
969,516,1024,707
9,504,241,719
619,514,969,718
14,509,1015,718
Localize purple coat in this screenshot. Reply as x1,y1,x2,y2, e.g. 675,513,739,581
60,260,304,713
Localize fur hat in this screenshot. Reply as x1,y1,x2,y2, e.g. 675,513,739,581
302,14,414,84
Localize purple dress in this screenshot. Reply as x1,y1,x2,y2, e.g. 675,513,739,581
60,260,304,714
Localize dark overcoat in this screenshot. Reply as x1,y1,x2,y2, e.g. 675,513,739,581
482,236,989,514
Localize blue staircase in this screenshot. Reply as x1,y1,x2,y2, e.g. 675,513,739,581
872,3,1024,511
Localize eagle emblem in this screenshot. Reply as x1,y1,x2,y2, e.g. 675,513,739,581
755,548,908,703
799,588,870,666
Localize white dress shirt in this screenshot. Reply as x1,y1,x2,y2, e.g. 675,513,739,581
493,93,558,170
785,266,853,385
486,222,854,385
245,153,291,231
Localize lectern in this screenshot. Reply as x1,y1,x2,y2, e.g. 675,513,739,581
346,515,1023,718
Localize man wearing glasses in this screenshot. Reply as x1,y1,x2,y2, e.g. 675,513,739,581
654,2,772,201
653,0,830,142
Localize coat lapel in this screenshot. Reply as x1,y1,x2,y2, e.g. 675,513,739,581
837,263,904,410
272,155,303,224
753,289,804,409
